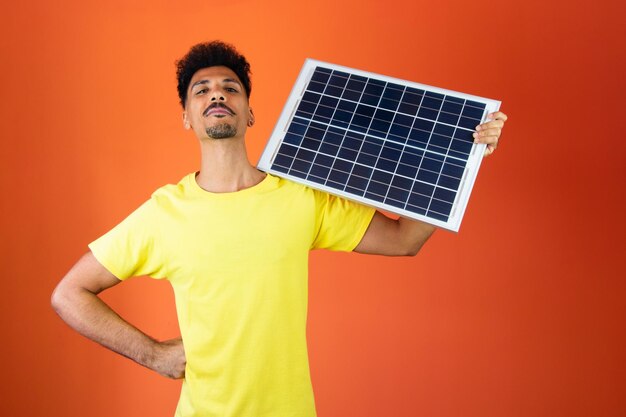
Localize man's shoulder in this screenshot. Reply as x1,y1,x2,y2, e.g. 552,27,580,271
267,174,336,209
150,173,194,200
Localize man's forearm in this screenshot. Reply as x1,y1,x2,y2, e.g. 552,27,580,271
52,285,160,369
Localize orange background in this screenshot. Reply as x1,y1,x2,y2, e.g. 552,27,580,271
1,0,624,416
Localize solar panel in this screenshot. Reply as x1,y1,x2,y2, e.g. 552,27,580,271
257,59,501,232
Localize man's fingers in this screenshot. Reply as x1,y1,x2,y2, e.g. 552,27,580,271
473,128,501,144
487,111,508,121
476,111,507,157
484,144,496,157
476,119,505,131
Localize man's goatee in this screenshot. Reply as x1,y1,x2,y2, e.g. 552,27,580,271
206,124,237,139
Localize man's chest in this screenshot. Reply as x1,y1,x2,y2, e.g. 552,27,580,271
157,192,316,282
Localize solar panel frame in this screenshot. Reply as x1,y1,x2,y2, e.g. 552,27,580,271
257,59,501,232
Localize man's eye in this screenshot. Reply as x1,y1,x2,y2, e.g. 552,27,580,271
195,88,208,95
226,87,238,93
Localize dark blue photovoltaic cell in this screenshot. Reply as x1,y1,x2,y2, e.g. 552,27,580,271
329,169,349,184
270,66,490,223
408,192,430,210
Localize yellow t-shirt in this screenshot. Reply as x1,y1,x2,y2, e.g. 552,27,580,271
89,173,375,417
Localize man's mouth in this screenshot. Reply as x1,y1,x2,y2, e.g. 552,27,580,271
203,103,235,117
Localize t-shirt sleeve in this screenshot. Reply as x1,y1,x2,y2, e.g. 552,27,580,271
88,199,167,280
310,190,376,251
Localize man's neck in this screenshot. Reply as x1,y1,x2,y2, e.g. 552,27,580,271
195,137,266,193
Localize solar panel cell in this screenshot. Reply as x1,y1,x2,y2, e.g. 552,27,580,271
356,154,376,167
386,191,410,208
283,133,302,147
421,157,443,173
347,174,369,192
417,169,438,184
341,89,360,101
332,111,351,127
442,99,463,114
372,170,392,186
398,102,419,116
428,199,452,217
437,174,461,190
375,158,396,172
412,181,434,197
305,126,324,141
449,138,472,156
434,187,456,203
408,192,430,209
403,88,424,103
308,81,326,93
291,160,310,176
421,95,442,110
441,161,463,178
342,136,362,150
329,169,349,184
408,128,430,145
380,145,402,162
434,123,455,137
319,142,339,156
429,133,451,150
297,100,317,116
337,147,357,161
436,111,459,125
328,74,348,88
418,106,438,120
323,129,342,146
396,163,417,178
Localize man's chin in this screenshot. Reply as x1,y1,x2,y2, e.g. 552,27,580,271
205,124,237,139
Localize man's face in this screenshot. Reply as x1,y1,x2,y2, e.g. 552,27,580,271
183,66,253,140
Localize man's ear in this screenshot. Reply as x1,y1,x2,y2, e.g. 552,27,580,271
182,111,191,130
248,108,255,127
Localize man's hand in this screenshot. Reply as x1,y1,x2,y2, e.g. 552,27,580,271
150,338,186,379
474,111,508,156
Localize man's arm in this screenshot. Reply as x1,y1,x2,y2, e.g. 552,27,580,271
354,111,508,257
354,213,435,256
51,252,185,379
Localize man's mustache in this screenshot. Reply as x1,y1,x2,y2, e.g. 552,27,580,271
203,103,236,117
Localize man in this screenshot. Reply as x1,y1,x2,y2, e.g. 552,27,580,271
52,41,507,416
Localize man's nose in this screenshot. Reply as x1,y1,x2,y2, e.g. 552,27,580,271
210,89,225,101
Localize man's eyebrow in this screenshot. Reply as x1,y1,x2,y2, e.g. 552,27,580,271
190,80,209,90
223,78,242,88
190,78,242,90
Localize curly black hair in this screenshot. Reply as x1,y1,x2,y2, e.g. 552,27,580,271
176,41,252,108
